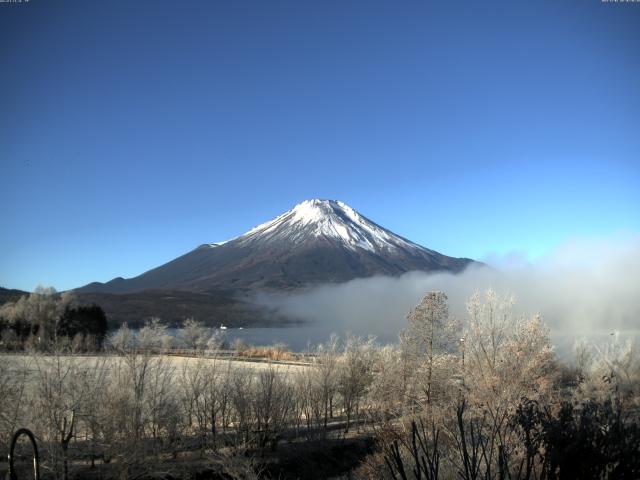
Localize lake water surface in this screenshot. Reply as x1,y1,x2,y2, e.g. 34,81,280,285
163,324,638,359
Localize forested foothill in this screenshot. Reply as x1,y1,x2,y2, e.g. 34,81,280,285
0,289,638,479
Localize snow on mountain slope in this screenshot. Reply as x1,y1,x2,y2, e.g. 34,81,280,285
208,199,436,255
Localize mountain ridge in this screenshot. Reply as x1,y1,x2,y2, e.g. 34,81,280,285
76,199,476,295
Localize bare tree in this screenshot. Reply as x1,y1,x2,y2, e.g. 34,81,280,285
31,352,85,479
251,365,294,450
179,356,210,455
206,358,233,450
144,356,177,456
229,365,254,447
72,356,109,470
0,356,30,458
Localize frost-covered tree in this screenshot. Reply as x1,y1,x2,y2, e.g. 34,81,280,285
179,318,209,350
0,286,73,349
313,334,340,428
573,338,593,380
137,317,167,351
206,330,227,352
403,291,461,405
338,335,378,432
462,289,557,452
368,344,408,421
576,333,640,407
108,322,136,353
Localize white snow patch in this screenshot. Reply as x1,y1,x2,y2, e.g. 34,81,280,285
208,241,229,247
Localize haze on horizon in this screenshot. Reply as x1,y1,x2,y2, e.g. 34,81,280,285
1,1,639,292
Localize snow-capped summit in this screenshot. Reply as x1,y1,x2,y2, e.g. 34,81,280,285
78,199,476,294
209,199,431,255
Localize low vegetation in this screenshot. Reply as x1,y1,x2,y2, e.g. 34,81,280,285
0,289,638,479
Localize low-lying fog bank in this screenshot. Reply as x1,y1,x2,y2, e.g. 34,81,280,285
251,234,640,356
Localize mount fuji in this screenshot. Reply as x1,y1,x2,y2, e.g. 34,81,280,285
77,199,475,295
74,200,476,326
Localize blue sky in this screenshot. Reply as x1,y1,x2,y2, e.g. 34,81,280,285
1,0,639,292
